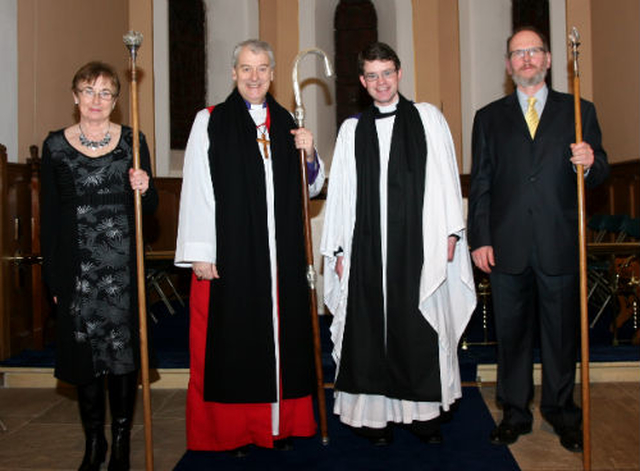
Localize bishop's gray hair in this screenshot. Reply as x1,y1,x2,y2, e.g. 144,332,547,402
232,39,276,69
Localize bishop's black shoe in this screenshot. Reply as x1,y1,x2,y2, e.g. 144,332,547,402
273,438,294,451
226,445,250,458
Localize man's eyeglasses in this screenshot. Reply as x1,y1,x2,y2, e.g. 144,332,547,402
363,69,397,83
508,47,546,60
78,87,116,101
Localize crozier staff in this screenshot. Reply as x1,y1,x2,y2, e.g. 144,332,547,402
40,61,157,470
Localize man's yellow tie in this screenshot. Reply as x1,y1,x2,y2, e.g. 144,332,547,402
525,96,539,138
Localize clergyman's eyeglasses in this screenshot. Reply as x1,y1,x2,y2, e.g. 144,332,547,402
363,69,397,83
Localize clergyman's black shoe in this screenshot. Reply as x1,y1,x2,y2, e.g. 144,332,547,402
407,421,443,445
417,429,443,445
490,421,532,445
368,433,393,447
352,426,393,446
557,427,583,452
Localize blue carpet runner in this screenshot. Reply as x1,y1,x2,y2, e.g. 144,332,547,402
174,387,519,471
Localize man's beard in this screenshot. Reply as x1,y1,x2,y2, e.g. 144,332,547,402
511,68,547,88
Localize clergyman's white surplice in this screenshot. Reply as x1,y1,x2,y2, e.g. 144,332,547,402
321,101,476,428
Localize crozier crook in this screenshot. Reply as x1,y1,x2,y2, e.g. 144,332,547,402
292,48,334,129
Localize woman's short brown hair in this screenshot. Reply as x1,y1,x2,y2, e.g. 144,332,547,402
72,61,121,97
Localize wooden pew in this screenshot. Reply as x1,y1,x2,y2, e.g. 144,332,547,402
0,145,49,360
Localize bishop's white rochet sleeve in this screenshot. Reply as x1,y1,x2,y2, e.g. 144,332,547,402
174,109,217,268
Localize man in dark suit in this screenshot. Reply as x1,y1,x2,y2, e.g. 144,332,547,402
467,26,609,452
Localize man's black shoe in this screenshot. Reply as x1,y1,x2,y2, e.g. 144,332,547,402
556,427,583,452
490,421,532,445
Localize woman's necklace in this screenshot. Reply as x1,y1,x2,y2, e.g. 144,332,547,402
78,123,111,151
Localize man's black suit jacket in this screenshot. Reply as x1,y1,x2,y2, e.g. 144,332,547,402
467,89,609,275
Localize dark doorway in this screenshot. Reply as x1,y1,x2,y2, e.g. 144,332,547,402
169,0,207,150
334,0,377,129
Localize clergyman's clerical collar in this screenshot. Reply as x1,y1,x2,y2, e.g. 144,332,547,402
244,99,267,110
375,98,399,119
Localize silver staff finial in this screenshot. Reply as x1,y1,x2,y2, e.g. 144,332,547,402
292,48,334,128
568,27,580,47
568,27,581,76
123,30,144,62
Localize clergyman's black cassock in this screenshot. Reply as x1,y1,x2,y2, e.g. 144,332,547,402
335,95,441,402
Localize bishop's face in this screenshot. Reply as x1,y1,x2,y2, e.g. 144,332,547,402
232,47,274,105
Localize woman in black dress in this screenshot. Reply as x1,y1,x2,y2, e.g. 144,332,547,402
40,61,157,471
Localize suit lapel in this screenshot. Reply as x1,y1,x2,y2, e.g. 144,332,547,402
531,89,564,171
536,89,560,140
503,92,533,143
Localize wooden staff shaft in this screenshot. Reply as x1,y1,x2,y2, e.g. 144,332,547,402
298,148,329,445
573,71,591,471
130,67,155,471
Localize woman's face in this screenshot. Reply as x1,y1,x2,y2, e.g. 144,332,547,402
73,75,117,124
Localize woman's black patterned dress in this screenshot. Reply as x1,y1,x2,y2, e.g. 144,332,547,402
41,126,157,385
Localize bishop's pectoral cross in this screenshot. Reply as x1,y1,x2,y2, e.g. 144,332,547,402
257,130,270,159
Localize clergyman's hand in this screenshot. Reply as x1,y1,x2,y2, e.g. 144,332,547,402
447,235,457,262
193,261,219,281
335,255,344,281
471,246,495,274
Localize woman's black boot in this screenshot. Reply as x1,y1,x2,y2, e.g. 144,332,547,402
77,377,108,471
107,372,138,471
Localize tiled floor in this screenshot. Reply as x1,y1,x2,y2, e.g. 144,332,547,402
481,382,640,471
0,382,637,470
0,386,186,470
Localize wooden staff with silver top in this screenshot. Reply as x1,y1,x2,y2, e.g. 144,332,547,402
292,48,333,445
569,26,591,471
123,30,154,471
